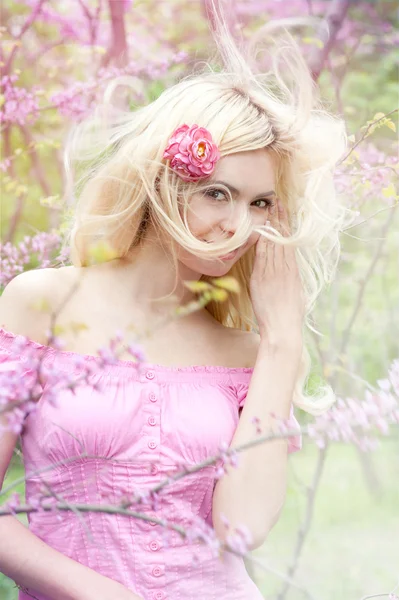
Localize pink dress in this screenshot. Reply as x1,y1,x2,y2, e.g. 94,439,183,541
0,327,301,600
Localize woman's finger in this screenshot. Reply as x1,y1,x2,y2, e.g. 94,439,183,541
254,222,269,277
279,200,299,272
282,204,300,275
278,200,291,237
267,203,278,274
267,219,275,274
274,198,285,271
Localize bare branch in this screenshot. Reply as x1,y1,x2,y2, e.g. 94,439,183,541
308,0,353,81
101,0,128,68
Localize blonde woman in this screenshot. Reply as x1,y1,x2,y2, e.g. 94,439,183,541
0,7,353,600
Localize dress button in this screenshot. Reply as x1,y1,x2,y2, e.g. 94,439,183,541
152,566,163,577
153,591,165,600
149,540,160,551
150,463,159,475
148,416,156,426
149,393,157,402
146,370,155,380
148,439,158,450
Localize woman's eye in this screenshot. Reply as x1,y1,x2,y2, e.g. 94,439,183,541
253,199,275,210
206,189,274,210
205,188,226,200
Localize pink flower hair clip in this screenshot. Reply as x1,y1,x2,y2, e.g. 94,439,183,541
163,124,220,182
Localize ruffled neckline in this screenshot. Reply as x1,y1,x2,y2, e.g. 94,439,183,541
0,327,255,374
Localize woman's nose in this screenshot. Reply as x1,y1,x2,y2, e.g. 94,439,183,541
219,204,246,235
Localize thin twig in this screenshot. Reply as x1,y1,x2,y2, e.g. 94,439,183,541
338,108,399,166
276,446,329,600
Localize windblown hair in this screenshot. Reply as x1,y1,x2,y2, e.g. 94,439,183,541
60,4,355,416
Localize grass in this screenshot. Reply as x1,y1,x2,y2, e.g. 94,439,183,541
253,438,399,600
1,439,398,599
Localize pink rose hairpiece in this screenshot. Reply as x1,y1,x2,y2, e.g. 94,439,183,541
163,124,220,182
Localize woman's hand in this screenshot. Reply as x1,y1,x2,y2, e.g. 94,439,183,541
249,198,305,349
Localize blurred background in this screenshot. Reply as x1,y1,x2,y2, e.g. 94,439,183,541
0,1,398,599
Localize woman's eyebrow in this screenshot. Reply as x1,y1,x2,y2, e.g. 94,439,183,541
210,180,276,199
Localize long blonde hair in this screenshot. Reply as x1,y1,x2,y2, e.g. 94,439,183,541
60,4,356,416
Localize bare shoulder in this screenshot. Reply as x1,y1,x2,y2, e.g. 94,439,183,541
0,266,79,342
224,327,261,369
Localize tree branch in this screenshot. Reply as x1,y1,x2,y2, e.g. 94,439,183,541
309,0,353,81
101,0,128,68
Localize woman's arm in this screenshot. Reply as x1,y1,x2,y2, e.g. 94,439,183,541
0,515,144,600
212,337,300,550
0,276,144,599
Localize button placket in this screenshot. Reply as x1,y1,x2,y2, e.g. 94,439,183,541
145,370,160,459
144,370,164,584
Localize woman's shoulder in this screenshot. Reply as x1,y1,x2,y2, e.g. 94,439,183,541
0,266,78,344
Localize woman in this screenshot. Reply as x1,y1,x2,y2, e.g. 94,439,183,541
0,7,352,600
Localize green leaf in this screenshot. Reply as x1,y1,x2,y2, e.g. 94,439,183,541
211,276,240,293
183,280,213,293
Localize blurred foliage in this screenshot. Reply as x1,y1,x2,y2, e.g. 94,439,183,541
1,0,398,238
0,3,398,599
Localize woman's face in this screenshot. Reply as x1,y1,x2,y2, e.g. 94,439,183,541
175,148,277,276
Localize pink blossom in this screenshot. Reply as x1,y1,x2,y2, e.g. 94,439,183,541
163,124,220,181
215,466,226,480
0,232,65,288
48,54,188,121
219,513,231,529
127,342,147,364
0,158,11,172
306,357,399,451
225,524,253,556
0,74,41,126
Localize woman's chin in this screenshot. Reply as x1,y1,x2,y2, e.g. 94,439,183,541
180,255,232,274
199,257,237,276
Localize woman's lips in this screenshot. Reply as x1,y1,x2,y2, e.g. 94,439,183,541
219,249,239,260
202,239,241,260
